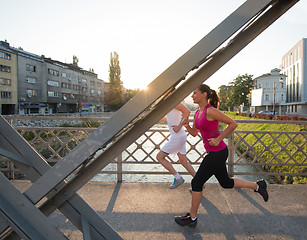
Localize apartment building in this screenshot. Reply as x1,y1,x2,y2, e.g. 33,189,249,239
0,41,18,114
0,40,105,115
251,68,287,114
280,38,307,115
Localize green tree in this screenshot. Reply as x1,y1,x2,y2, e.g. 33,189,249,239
106,51,124,110
123,88,140,103
228,74,253,107
73,55,79,66
218,85,232,111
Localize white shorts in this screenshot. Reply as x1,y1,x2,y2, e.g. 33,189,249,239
161,133,187,155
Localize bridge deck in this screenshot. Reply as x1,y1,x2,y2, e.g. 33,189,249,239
12,181,307,240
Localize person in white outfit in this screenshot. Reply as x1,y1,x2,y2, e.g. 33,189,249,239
156,103,196,189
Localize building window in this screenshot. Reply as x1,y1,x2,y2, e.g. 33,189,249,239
0,78,11,86
26,89,37,97
26,64,36,72
61,72,67,78
0,51,11,60
26,77,37,84
48,68,59,76
73,84,80,90
0,65,11,72
258,83,261,88
90,89,95,94
81,79,87,84
61,72,71,80
265,83,270,89
47,80,59,87
90,80,95,86
264,94,270,101
61,82,71,89
48,91,59,97
1,91,11,98
281,94,284,101
97,90,102,95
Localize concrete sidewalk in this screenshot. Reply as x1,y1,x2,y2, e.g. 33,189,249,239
12,181,307,240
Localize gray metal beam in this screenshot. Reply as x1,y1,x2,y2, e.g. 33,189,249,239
0,116,123,240
0,148,31,166
0,173,67,240
24,0,274,206
0,0,299,239
38,0,299,214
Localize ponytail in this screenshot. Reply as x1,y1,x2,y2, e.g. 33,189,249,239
198,84,220,108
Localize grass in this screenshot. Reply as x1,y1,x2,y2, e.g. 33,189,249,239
223,111,307,184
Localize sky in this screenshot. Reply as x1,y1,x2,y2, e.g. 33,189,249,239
1,0,307,91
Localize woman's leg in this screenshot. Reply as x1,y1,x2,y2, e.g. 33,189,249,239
213,149,268,201
177,153,196,177
190,191,202,219
233,177,257,190
189,153,216,218
156,150,177,175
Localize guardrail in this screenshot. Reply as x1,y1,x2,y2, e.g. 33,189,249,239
1,119,306,183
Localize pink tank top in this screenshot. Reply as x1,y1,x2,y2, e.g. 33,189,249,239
194,104,227,152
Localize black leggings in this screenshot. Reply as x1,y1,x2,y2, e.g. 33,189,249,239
191,147,234,192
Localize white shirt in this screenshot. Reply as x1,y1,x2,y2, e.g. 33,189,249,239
166,108,185,136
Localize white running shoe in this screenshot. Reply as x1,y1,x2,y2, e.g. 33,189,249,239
169,177,185,189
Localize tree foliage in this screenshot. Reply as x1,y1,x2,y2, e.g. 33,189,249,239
73,55,79,66
106,51,124,110
218,74,253,110
218,85,232,111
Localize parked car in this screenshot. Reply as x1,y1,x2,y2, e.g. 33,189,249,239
258,110,277,115
243,110,255,114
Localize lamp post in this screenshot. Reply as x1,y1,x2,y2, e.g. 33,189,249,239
272,77,284,116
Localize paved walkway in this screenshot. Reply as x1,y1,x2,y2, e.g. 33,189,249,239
12,181,307,240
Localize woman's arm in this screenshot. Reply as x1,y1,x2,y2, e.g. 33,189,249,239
172,103,190,133
207,108,238,146
183,117,199,137
182,108,198,137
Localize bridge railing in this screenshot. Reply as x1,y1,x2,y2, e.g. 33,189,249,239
1,120,306,182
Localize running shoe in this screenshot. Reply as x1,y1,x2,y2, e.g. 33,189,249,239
254,179,269,202
174,213,197,227
169,177,185,189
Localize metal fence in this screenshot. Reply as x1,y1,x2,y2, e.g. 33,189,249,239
1,119,306,182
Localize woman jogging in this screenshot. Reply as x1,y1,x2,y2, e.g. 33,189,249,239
156,103,196,189
175,84,268,227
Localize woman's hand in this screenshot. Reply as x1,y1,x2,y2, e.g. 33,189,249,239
181,116,189,127
172,125,181,133
208,137,221,146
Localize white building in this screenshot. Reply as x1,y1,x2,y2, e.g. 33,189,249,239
280,38,307,116
251,68,287,115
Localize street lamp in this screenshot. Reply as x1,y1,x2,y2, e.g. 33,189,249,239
272,77,284,116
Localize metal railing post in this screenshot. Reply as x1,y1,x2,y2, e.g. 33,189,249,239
117,154,123,182
8,160,14,180
227,132,235,178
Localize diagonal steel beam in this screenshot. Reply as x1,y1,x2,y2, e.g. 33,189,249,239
24,0,274,205
0,0,299,239
0,116,123,240
38,0,299,214
0,173,67,240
